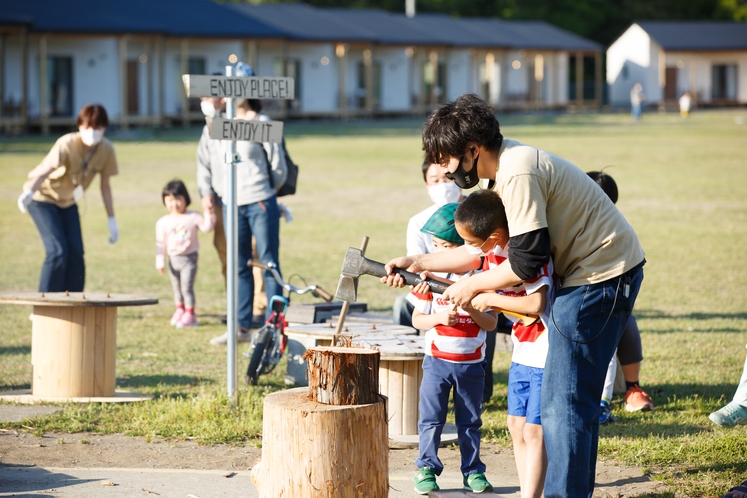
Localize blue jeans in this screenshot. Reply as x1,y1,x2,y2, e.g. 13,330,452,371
541,264,643,497
27,200,85,292
224,196,282,329
416,355,486,476
631,103,642,120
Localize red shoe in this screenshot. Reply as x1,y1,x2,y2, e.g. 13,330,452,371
624,385,654,412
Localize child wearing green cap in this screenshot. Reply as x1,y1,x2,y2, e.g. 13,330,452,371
409,202,499,495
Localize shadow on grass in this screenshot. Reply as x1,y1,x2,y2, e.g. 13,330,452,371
117,374,212,389
0,345,31,356
636,309,747,324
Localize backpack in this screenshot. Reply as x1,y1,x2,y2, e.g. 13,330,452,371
262,138,298,197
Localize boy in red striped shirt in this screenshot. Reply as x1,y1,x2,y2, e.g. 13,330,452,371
409,202,498,495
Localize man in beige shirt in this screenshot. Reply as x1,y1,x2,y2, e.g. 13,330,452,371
18,104,119,292
383,93,644,497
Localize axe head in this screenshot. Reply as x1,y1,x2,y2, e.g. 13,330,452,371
335,247,364,302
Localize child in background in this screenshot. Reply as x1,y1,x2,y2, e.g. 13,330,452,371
587,171,654,424
156,180,215,328
458,190,555,498
409,202,498,495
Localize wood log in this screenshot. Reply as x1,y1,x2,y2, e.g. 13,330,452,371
304,346,380,405
251,387,388,498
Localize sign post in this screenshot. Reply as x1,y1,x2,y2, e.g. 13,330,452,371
182,69,294,404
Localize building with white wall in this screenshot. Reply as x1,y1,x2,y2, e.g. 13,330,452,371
607,21,747,108
0,0,603,132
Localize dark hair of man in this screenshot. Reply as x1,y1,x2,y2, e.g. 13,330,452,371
587,171,618,204
454,190,508,241
422,93,503,165
77,104,109,129
162,179,191,207
238,99,263,113
421,160,432,183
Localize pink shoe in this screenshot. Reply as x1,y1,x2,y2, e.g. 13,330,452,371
170,308,185,326
176,310,198,328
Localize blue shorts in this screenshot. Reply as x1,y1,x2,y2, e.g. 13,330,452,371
507,362,544,425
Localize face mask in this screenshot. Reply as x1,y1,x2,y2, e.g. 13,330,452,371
79,127,104,146
445,154,480,189
464,239,491,257
200,100,218,117
427,182,461,206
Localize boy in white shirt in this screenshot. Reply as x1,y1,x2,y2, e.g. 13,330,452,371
409,202,497,495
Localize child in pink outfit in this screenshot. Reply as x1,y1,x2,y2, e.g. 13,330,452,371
156,180,215,328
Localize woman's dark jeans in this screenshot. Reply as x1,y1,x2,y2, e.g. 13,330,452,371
27,200,85,292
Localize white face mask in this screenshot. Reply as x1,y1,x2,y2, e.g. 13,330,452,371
79,127,104,146
200,100,218,117
427,182,462,207
464,239,492,257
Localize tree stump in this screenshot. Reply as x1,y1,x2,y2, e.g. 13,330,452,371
251,347,388,497
305,346,380,405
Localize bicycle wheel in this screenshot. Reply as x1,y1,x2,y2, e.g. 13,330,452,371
245,325,273,386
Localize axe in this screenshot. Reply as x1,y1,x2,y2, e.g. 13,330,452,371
334,247,539,325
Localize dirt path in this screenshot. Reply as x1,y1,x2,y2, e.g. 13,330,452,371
0,430,666,497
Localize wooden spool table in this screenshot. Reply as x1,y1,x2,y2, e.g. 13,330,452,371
283,322,417,386
352,334,458,448
0,292,157,403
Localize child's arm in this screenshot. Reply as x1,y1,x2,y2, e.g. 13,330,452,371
471,285,548,315
461,303,499,331
410,281,459,330
412,307,459,330
155,219,166,275
197,210,216,233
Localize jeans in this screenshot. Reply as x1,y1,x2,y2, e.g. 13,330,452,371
416,355,486,476
631,103,642,120
541,264,643,497
224,196,281,330
392,293,414,328
27,200,85,292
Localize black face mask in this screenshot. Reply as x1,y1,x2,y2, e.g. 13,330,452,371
445,153,480,189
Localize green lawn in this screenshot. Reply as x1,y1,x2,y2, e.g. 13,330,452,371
2,109,747,496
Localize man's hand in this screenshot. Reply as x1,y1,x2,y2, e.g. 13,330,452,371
201,194,214,212
158,267,165,275
442,277,478,310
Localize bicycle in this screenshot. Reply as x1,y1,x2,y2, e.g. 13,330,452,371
243,260,333,385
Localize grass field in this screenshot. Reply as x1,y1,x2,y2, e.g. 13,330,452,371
1,109,747,496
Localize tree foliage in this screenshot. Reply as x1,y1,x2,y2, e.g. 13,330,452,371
221,0,747,45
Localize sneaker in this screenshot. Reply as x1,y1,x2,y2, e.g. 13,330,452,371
624,385,654,412
599,400,617,425
209,327,251,345
709,401,747,428
175,310,198,328
170,308,185,326
463,472,493,493
413,467,439,495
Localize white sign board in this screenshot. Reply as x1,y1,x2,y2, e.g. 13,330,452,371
183,75,295,100
207,117,284,143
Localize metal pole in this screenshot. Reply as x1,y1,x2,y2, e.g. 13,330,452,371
225,64,239,404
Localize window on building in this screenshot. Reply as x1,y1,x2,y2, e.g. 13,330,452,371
175,56,206,113
356,60,381,109
712,64,737,101
422,60,445,105
266,58,301,113
47,56,73,117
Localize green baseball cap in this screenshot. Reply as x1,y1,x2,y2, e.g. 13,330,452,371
421,203,463,244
